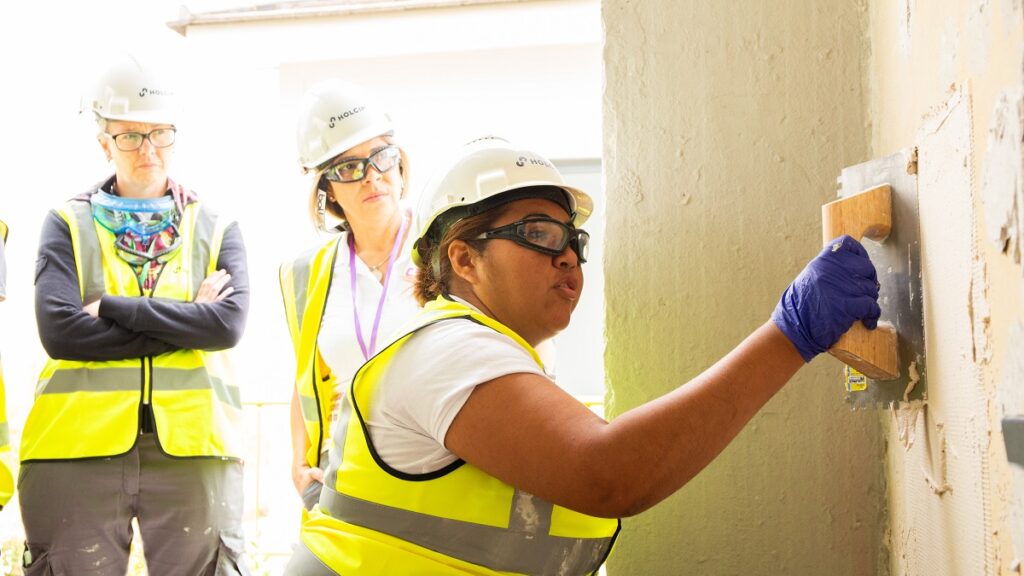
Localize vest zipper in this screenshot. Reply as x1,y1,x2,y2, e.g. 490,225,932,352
137,249,170,428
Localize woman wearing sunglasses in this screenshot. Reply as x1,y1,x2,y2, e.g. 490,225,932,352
280,80,420,513
19,53,250,574
286,136,881,575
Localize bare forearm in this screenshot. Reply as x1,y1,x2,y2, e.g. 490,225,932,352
589,321,804,515
449,322,805,519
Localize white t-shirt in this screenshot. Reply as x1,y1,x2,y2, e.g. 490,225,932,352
318,218,421,412
365,297,547,474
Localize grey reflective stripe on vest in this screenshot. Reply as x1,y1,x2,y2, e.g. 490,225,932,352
299,393,320,423
38,366,241,409
291,256,312,334
321,486,610,576
67,202,106,303
0,422,9,447
39,367,142,393
190,205,218,296
321,396,353,490
152,366,242,409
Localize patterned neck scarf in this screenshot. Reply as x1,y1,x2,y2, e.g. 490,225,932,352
91,190,182,292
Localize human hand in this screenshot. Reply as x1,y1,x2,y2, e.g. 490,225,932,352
771,235,881,362
292,463,325,496
170,181,197,214
83,299,101,318
194,269,234,303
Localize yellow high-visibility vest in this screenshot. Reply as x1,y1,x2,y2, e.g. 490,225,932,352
299,296,619,575
279,237,342,469
0,220,13,507
20,198,243,461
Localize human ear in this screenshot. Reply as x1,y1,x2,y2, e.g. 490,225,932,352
448,240,480,285
98,136,112,162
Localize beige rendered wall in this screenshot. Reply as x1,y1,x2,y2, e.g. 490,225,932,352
602,2,887,574
867,1,1024,575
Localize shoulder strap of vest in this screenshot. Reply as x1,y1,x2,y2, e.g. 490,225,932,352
346,295,543,482
279,236,342,340
63,197,106,303
62,196,227,303
422,296,543,366
0,220,7,243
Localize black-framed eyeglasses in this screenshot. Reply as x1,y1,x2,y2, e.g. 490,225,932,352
105,128,176,152
323,145,401,183
476,216,589,263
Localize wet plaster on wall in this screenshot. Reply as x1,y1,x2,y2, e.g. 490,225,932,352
982,89,1024,268
892,86,991,575
870,0,1024,574
972,253,995,366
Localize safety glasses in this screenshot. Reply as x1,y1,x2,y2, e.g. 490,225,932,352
477,216,589,263
105,128,176,152
323,145,401,183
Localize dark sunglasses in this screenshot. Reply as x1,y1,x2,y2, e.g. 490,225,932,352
476,216,589,263
323,145,401,183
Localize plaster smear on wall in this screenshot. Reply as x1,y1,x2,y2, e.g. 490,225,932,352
966,0,991,75
982,88,1024,267
970,253,993,365
1002,0,1024,34
899,0,915,56
898,85,990,575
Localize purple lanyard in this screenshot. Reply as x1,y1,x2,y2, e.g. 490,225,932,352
349,212,408,360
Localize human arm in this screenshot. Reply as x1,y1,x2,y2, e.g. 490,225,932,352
291,386,323,495
446,322,802,518
35,211,177,361
445,236,880,518
97,222,250,350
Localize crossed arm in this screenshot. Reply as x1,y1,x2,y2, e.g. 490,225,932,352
35,210,250,361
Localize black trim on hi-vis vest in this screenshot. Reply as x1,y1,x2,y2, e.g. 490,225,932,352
347,316,469,482
300,238,341,470
313,239,342,469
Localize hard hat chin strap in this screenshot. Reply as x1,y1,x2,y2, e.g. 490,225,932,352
316,188,329,233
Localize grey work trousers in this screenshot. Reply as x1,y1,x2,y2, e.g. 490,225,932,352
18,433,250,576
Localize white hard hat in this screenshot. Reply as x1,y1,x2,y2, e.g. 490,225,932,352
84,53,178,125
412,136,592,266
295,79,394,170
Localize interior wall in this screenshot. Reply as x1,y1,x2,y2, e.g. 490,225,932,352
601,2,886,574
866,1,1024,574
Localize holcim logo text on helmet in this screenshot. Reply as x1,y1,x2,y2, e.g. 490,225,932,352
139,88,173,98
328,107,366,129
516,155,554,169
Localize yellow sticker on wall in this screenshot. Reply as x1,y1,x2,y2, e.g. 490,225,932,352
845,366,868,392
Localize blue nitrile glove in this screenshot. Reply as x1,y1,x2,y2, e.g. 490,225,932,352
771,235,882,362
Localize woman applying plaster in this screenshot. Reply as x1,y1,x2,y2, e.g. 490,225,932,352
286,137,882,574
